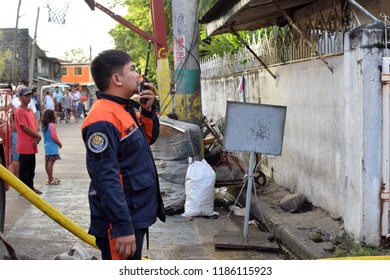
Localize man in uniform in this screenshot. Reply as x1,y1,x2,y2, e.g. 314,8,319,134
81,49,165,260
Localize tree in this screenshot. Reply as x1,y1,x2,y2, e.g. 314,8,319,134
197,1,275,60
60,48,90,63
199,27,242,59
109,0,173,83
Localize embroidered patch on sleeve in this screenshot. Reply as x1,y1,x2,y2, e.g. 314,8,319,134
87,132,109,153
125,124,137,135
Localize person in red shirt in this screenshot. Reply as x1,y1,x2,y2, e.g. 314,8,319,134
80,92,87,117
14,87,42,194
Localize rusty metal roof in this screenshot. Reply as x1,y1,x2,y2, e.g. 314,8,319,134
199,0,319,36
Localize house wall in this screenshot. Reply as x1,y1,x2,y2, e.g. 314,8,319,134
0,28,30,83
0,28,61,85
200,23,385,245
61,64,92,86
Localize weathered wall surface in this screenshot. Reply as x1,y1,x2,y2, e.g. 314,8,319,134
0,28,30,82
200,23,385,245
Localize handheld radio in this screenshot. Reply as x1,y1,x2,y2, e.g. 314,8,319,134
139,40,152,104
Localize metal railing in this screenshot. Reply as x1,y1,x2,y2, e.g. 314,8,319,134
201,0,360,76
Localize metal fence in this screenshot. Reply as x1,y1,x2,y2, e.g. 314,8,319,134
201,0,360,76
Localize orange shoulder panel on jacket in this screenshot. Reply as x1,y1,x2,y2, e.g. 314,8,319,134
82,99,129,131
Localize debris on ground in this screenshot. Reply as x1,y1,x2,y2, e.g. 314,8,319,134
278,193,307,212
229,205,246,216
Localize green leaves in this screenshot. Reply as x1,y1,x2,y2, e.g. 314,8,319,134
200,27,245,59
199,27,274,59
105,1,271,78
109,0,156,82
61,48,90,63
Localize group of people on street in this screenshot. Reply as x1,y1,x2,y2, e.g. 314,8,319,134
10,84,91,195
10,84,89,190
11,85,62,194
42,86,87,124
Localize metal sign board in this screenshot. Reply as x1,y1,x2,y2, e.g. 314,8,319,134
224,101,287,155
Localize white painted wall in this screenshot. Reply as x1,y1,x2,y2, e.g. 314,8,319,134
200,23,384,245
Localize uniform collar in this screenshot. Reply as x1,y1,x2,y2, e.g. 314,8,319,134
96,91,140,109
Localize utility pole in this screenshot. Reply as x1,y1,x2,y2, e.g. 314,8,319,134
12,0,22,86
28,6,40,87
172,0,202,126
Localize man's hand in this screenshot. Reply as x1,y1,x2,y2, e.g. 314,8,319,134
115,234,136,259
139,82,157,111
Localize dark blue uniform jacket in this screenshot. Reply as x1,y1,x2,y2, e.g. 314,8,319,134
81,92,165,239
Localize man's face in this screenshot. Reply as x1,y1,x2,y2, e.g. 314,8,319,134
120,62,140,97
20,93,32,106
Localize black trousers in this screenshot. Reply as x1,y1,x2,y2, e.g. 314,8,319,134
96,228,147,260
19,154,36,190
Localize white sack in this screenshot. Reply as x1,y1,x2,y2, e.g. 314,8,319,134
183,158,218,217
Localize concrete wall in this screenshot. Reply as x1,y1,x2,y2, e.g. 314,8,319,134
0,28,61,85
200,23,385,245
0,28,30,82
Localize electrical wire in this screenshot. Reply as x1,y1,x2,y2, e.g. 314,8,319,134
214,155,276,238
159,20,201,117
213,179,246,238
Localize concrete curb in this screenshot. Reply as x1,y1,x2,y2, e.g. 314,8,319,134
238,184,340,259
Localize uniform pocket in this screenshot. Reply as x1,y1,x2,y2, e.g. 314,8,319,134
121,127,142,149
119,129,148,163
123,170,156,209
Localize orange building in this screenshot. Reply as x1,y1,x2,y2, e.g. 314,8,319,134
60,62,93,88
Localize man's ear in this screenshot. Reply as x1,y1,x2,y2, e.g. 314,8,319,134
112,73,122,86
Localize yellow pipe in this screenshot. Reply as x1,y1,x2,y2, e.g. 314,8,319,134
0,164,97,249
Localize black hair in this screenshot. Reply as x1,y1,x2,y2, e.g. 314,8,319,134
41,109,57,132
90,49,132,92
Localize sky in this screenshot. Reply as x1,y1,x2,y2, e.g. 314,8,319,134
0,0,127,59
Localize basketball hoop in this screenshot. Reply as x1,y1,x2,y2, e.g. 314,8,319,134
46,0,71,24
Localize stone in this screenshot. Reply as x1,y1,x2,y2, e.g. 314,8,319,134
278,193,307,212
307,231,324,243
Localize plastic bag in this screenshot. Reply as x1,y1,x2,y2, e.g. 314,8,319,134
182,158,218,217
